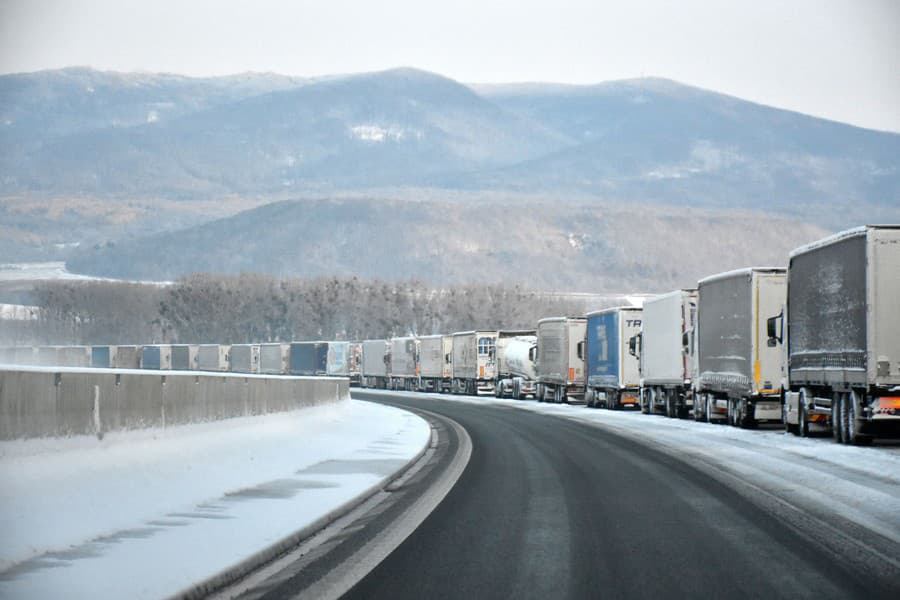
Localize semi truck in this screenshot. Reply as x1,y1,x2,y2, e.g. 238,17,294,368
361,339,390,388
197,344,230,372
259,343,290,374
638,290,697,418
229,344,260,373
584,307,642,409
451,331,498,395
418,335,444,392
495,332,537,399
774,225,900,444
536,317,586,403
390,336,419,390
171,344,199,371
290,341,328,376
326,341,351,377
693,268,786,427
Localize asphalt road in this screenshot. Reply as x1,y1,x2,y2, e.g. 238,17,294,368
250,392,897,600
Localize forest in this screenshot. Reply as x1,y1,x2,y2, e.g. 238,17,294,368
1,273,589,347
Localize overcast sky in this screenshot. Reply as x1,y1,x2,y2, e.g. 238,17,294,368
1,0,898,132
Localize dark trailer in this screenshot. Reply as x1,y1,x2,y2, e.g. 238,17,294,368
290,342,328,376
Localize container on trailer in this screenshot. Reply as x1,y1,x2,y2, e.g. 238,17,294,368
694,267,786,426
197,344,229,371
639,290,697,417
91,345,113,368
36,346,60,367
259,343,290,374
170,344,199,371
141,345,172,370
290,341,327,376
361,339,390,388
112,345,141,369
418,335,444,391
536,317,586,403
389,336,419,390
12,346,36,365
778,225,900,443
584,308,642,409
451,330,498,395
327,342,351,376
229,344,260,374
59,345,91,367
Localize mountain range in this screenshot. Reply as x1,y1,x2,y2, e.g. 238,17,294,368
1,66,897,289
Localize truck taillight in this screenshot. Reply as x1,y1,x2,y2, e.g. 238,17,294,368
878,397,900,410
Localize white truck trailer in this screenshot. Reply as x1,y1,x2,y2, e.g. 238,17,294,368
638,290,697,418
584,307,642,409
361,339,390,389
774,225,900,444
418,335,444,392
451,331,498,395
390,336,419,391
693,268,786,427
496,331,537,399
536,317,586,403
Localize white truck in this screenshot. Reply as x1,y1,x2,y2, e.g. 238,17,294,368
495,331,537,399
536,317,586,403
361,339,390,389
417,335,444,392
693,268,786,427
451,330,498,395
638,290,697,418
774,225,900,444
390,336,419,391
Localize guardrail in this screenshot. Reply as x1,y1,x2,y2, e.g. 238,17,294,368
0,367,349,440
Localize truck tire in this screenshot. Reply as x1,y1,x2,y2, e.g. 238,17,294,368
783,398,798,435
665,392,674,418
845,390,873,446
640,389,650,414
705,394,714,424
694,394,705,421
799,392,810,438
832,392,844,444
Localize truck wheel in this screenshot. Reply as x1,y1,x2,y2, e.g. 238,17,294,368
832,393,844,444
694,395,704,421
665,392,673,418
799,400,809,437
845,390,872,446
640,389,650,414
783,398,797,435
705,394,713,423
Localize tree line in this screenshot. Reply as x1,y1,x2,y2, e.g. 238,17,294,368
4,274,590,346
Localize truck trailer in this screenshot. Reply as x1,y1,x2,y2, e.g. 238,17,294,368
229,344,260,374
585,307,642,409
495,331,537,399
451,331,498,395
536,317,586,404
197,344,230,372
326,341,351,377
774,225,900,444
638,290,697,418
290,341,328,376
693,268,786,427
259,343,290,374
361,340,390,389
418,335,444,392
389,336,419,390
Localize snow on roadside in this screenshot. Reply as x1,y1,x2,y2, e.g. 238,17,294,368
0,399,430,599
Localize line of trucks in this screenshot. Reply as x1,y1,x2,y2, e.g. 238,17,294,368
2,226,898,444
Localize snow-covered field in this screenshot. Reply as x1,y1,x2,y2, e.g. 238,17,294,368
0,399,430,599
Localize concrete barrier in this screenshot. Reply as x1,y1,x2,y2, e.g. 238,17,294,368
0,367,349,440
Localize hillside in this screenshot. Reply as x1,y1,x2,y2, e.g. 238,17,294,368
66,197,828,293
2,66,897,275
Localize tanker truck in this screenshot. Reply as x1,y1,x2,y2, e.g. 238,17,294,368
495,331,537,399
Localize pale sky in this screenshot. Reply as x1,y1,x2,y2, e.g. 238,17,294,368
1,0,898,132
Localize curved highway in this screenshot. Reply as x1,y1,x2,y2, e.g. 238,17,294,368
242,392,897,600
